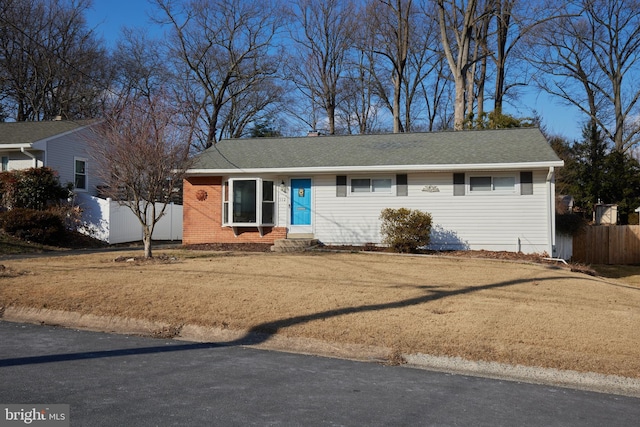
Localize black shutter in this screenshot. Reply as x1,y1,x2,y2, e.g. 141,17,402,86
396,174,408,196
336,175,347,197
520,171,533,195
453,173,465,196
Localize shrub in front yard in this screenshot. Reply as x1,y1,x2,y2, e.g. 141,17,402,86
0,208,65,245
0,167,70,211
380,208,432,253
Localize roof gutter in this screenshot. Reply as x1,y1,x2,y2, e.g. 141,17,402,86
1,143,32,150
185,161,565,176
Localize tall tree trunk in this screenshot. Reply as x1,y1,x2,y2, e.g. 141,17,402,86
437,0,478,130
493,0,512,115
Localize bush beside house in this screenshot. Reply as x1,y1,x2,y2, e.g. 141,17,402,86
0,167,74,245
380,208,432,253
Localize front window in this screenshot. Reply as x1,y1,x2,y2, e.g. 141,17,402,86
350,177,392,194
223,179,275,226
74,158,87,191
233,180,257,223
351,178,371,193
470,176,492,192
372,178,392,193
469,175,515,193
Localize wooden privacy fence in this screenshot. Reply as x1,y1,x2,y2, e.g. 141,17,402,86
572,225,640,265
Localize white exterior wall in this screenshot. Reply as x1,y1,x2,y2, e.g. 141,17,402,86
35,127,100,195
0,151,43,170
295,170,552,254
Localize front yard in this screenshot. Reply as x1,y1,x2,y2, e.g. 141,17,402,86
0,249,638,378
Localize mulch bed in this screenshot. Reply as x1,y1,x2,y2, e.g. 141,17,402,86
183,242,547,263
184,243,274,252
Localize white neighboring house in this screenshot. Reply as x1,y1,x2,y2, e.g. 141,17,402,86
0,119,96,194
184,127,564,255
0,120,182,244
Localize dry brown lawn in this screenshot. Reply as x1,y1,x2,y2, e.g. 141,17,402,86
1,249,639,378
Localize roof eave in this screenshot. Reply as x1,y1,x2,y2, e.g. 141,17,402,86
185,160,564,176
0,143,33,149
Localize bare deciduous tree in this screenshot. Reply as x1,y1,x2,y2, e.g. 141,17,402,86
435,0,479,130
364,0,415,133
285,0,356,135
153,0,283,150
527,0,640,152
89,93,191,258
339,46,383,134
0,0,111,121
112,28,170,102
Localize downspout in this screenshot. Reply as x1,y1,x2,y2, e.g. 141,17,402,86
20,147,38,168
546,167,556,257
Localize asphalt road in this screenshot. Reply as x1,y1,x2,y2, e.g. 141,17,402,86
0,321,638,426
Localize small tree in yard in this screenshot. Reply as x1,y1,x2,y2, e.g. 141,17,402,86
89,94,191,258
380,208,432,253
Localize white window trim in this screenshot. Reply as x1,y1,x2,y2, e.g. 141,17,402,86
468,173,518,195
74,157,88,192
348,175,394,196
222,178,276,229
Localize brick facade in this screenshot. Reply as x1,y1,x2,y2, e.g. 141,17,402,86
183,176,287,245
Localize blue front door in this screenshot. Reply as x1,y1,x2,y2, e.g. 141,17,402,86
291,178,311,226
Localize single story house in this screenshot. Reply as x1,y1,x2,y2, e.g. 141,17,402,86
0,119,98,195
183,128,564,255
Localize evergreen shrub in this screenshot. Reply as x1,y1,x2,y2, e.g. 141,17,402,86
380,208,432,253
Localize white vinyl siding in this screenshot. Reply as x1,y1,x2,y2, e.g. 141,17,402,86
311,170,551,254
33,127,100,195
0,152,43,170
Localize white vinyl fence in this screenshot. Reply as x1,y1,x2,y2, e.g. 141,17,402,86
555,233,573,261
75,193,182,244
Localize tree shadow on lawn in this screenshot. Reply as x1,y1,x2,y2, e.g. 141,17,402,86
0,275,572,367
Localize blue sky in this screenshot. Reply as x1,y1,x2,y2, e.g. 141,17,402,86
85,0,158,47
84,1,583,142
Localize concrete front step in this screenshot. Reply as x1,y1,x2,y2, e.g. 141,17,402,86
270,238,319,253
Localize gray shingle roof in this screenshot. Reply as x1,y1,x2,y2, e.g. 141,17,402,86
0,120,94,145
190,128,562,172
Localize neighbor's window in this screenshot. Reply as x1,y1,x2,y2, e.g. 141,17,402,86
350,177,392,194
469,175,515,193
74,158,87,191
223,179,275,226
